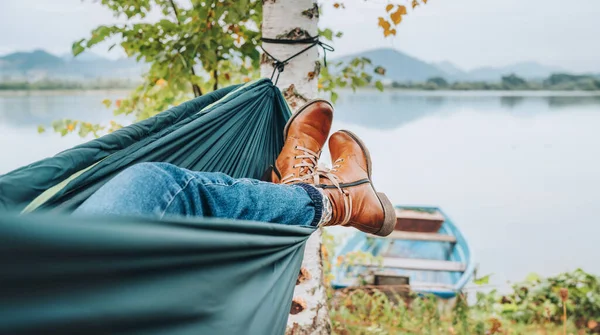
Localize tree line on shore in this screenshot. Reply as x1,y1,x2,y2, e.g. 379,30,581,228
0,79,137,90
390,73,600,91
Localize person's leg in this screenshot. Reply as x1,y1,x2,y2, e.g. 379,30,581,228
74,162,323,227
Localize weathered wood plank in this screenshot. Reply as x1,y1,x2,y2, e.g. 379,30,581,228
369,231,457,243
364,257,466,272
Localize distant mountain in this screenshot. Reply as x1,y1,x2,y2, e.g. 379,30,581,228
334,48,446,83
465,61,565,81
336,48,567,83
60,51,105,62
0,50,64,71
433,61,465,78
0,50,145,80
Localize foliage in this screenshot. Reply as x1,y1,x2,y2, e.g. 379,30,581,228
492,269,600,331
377,1,428,37
426,77,449,88
74,0,263,118
319,57,384,104
49,0,427,137
322,230,600,334
501,73,528,89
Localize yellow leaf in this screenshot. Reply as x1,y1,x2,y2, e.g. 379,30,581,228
156,78,167,86
423,0,427,3
390,9,403,25
412,0,419,8
398,5,407,14
378,17,391,30
385,4,394,12
243,77,251,83
67,124,75,131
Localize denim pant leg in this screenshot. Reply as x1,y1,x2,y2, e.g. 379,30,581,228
74,162,322,227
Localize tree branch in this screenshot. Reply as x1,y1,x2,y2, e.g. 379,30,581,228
169,0,202,97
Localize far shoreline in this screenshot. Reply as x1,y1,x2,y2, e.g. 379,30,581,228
0,89,133,97
350,87,600,96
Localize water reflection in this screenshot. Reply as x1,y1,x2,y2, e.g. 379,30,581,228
2,90,599,130
0,91,127,127
334,91,600,129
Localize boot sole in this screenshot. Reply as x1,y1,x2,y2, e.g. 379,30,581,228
375,192,397,236
339,130,396,237
283,99,334,139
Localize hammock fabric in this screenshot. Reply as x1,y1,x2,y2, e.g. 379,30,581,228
0,78,315,335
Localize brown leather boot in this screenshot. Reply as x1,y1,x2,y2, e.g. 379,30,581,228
315,130,396,236
271,99,333,184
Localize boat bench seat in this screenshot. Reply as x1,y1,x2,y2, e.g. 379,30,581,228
362,257,466,272
369,231,457,243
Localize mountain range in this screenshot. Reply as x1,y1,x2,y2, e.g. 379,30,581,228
0,48,570,83
0,50,144,81
334,48,566,82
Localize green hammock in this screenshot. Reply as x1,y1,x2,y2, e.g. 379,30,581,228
0,78,315,335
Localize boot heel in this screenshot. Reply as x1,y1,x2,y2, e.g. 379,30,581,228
375,192,396,236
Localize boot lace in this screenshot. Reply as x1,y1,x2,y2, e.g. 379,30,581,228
313,158,352,226
280,146,320,184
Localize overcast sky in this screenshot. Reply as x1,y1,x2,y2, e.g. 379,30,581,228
0,0,598,72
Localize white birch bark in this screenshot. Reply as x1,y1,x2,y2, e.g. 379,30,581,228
261,1,331,334
261,0,320,110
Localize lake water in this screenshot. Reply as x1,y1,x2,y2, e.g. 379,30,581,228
1,89,599,289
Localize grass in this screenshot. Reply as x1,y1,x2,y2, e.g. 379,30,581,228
328,289,576,335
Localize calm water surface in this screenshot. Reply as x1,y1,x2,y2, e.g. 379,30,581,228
1,89,599,288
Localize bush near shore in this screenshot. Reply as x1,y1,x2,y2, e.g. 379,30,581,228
323,233,600,334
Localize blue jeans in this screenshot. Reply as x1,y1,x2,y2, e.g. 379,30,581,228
74,162,323,227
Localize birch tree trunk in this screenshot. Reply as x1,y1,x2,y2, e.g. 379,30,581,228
261,1,331,334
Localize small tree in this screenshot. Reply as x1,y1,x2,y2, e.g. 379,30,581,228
427,76,449,88
501,73,528,89
48,0,429,136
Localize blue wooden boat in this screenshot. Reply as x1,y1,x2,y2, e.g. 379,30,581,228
331,206,475,299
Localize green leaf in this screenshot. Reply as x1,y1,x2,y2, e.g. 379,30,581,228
525,273,541,283
473,274,492,285
37,125,46,134
72,39,86,57
319,28,334,41
331,91,339,104
102,99,112,108
375,81,384,92
374,66,386,76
